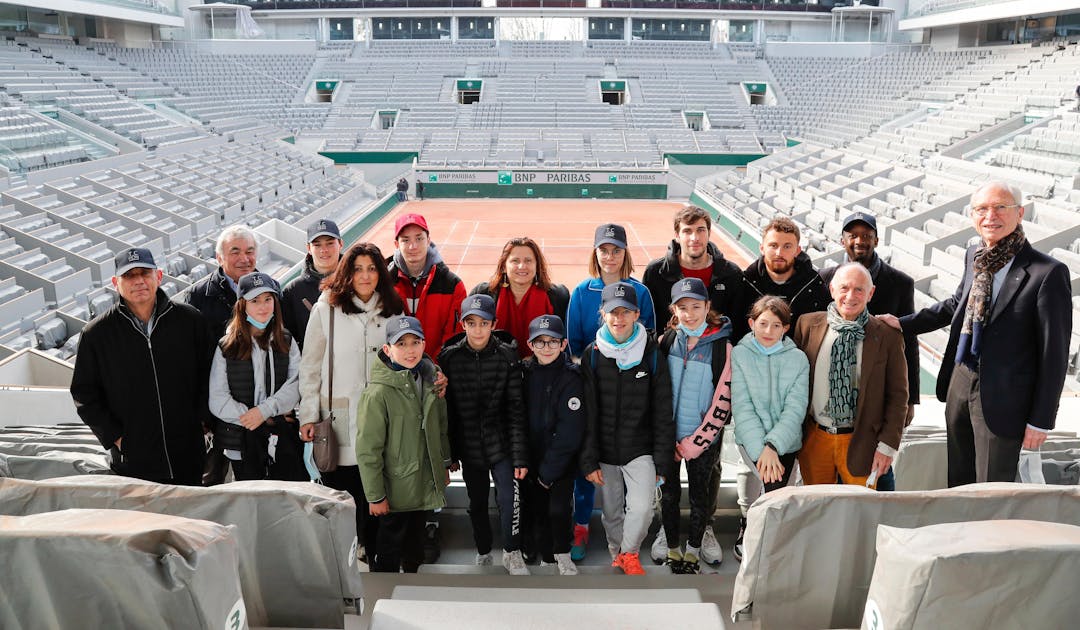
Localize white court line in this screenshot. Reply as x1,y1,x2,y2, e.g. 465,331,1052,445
457,221,480,266
624,221,656,261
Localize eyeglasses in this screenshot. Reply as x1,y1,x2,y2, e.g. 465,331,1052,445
530,339,563,350
971,204,1018,217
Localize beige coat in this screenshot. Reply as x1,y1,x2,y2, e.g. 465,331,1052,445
299,292,387,466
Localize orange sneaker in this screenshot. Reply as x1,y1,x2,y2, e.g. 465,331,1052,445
612,552,646,575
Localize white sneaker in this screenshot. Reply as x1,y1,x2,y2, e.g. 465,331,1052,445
502,550,530,576
700,526,723,565
555,553,579,576
475,552,493,566
650,526,668,564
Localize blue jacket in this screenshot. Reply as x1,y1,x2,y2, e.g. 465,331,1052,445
666,324,731,441
730,333,809,461
566,276,655,356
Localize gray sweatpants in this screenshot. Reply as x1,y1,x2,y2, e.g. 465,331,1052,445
599,454,655,555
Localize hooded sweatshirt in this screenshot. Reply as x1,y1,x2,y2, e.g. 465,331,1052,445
388,242,467,359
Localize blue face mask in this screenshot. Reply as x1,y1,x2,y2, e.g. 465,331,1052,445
751,336,784,355
679,321,708,337
247,314,271,330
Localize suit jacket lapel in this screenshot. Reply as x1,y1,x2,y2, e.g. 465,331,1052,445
803,317,828,393
989,246,1031,323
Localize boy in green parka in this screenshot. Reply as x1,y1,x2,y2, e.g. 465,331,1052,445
356,315,451,573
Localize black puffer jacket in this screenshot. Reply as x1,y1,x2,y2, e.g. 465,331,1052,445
523,353,585,486
579,333,675,480
438,330,528,467
281,254,334,348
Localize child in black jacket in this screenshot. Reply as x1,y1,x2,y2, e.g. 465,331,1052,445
438,294,529,575
522,315,585,576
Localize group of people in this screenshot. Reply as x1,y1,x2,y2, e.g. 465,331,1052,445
70,179,1071,577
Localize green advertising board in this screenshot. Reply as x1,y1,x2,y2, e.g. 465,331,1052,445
600,80,626,91
315,80,339,91
456,79,483,90
743,82,767,94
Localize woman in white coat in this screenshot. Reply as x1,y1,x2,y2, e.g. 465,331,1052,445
299,241,404,560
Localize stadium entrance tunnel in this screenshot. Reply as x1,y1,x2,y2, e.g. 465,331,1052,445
600,80,626,105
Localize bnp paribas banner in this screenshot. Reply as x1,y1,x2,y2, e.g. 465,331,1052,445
418,170,667,186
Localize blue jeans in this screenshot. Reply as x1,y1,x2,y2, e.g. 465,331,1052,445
573,473,595,526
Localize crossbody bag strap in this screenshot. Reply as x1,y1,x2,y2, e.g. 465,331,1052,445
327,305,335,422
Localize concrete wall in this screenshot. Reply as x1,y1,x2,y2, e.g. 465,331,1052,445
199,38,318,55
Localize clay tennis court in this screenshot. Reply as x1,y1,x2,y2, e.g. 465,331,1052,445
361,199,754,290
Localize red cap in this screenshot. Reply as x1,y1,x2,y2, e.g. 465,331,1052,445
394,213,429,238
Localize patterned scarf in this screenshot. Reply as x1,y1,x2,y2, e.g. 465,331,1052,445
824,303,869,426
956,226,1026,367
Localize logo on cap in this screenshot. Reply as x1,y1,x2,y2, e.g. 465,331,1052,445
399,319,411,330
471,297,482,309
682,280,693,292
252,275,264,287
538,317,550,329
614,286,625,298
317,220,327,231
605,226,616,237
127,250,140,262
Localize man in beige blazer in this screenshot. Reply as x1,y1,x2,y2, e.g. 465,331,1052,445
792,263,908,486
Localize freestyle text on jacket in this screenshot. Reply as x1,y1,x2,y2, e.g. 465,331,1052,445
737,252,830,338
730,333,810,461
71,289,212,483
281,254,334,348
900,242,1071,438
523,353,586,486
820,259,920,406
579,335,675,480
437,330,528,468
643,240,743,331
355,353,451,512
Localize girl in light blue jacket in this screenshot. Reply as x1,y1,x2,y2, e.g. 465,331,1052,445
731,295,809,560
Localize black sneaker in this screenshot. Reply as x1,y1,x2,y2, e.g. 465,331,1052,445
733,517,746,563
681,557,700,575
423,522,441,564
664,556,687,574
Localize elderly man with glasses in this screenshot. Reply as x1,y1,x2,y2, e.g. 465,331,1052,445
880,181,1072,486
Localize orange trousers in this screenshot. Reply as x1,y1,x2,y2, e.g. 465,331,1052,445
798,425,875,488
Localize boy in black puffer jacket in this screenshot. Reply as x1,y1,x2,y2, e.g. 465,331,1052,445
438,294,529,575
521,315,585,576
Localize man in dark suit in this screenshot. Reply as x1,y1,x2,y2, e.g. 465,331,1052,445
821,212,918,490
794,263,908,486
880,181,1072,486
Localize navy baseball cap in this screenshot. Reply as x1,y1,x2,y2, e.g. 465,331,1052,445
114,247,156,277
601,281,639,313
460,294,496,321
528,314,566,342
238,272,280,301
307,219,341,243
386,315,425,344
670,277,709,303
594,223,628,249
842,212,877,234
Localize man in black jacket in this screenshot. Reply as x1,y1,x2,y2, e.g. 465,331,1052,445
736,216,831,337
643,205,743,330
282,219,342,348
178,224,258,485
72,248,211,485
